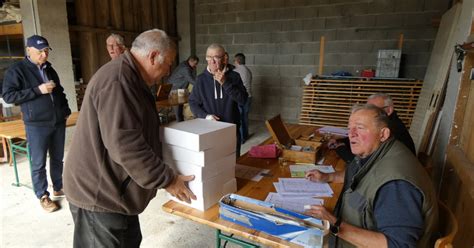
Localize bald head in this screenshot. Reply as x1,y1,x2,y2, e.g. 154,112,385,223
130,29,176,86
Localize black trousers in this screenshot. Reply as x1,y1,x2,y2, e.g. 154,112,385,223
69,204,142,248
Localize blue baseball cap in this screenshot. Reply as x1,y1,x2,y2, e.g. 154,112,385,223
26,35,51,50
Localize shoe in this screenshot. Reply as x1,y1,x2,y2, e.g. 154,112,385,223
40,195,59,213
53,190,65,197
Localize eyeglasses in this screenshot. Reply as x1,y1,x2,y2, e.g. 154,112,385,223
205,55,223,61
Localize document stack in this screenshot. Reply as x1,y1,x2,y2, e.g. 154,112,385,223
161,119,237,211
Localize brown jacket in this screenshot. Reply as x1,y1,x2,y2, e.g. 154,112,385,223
64,51,175,215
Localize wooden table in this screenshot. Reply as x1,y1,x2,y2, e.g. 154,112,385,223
0,112,79,187
156,95,189,108
162,124,346,248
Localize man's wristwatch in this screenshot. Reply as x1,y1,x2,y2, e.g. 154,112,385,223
330,218,342,236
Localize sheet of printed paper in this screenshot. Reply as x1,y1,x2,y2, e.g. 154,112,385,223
273,182,333,198
279,178,334,195
265,192,324,213
235,164,270,182
289,164,335,177
318,126,349,137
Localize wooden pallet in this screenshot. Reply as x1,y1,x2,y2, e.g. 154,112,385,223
299,78,423,128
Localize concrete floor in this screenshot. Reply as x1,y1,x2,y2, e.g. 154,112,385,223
0,120,270,248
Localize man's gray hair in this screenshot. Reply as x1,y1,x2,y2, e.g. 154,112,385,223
108,33,125,46
351,104,389,129
206,43,225,53
368,93,393,107
130,29,173,60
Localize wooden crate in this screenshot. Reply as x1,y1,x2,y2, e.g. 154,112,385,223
299,78,423,128
266,115,321,163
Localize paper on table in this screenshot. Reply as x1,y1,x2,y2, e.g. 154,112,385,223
279,178,334,195
318,126,349,137
235,164,270,182
273,182,333,198
265,192,324,213
290,145,302,151
290,164,336,177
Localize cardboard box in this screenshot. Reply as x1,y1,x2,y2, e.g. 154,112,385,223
265,115,321,163
161,119,236,152
169,172,237,211
219,194,329,248
162,141,235,167
166,153,236,182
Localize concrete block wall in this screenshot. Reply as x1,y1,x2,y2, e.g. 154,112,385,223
193,0,449,123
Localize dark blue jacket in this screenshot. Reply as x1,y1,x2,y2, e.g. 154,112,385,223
189,68,247,125
168,61,196,90
2,58,71,126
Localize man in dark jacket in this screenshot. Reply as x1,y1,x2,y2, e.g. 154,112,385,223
329,93,416,163
189,43,248,158
2,35,71,213
63,29,196,248
168,55,199,121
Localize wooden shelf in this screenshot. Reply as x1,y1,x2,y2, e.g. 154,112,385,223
299,78,423,128
0,23,23,36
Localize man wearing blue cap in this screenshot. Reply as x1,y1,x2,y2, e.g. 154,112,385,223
2,35,71,213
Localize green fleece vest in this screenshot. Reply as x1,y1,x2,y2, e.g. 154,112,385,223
337,139,438,248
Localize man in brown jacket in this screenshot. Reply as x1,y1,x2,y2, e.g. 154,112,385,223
64,29,196,248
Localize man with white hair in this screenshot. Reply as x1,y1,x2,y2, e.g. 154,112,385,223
64,29,196,248
106,33,127,59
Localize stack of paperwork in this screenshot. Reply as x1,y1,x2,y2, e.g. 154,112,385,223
266,178,334,214
289,164,335,177
317,126,349,137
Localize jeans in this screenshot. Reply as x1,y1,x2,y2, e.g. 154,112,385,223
25,124,65,199
238,97,252,143
69,204,142,248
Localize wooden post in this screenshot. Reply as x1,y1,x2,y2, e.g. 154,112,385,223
141,0,153,30
158,0,169,30
398,33,404,50
109,0,123,30
95,0,110,66
318,36,325,76
75,0,99,83
122,0,134,31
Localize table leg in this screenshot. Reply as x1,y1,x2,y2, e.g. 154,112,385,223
216,229,260,248
9,139,32,189
8,138,20,187
0,137,7,163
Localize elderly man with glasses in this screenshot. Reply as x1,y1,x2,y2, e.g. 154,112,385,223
328,93,416,163
189,43,248,158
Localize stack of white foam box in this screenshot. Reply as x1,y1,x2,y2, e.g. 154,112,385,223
161,118,237,211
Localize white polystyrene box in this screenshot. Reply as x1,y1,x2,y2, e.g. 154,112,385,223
168,173,237,211
161,119,236,152
162,141,235,167
166,153,235,182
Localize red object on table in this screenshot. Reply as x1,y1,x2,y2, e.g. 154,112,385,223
361,69,375,77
